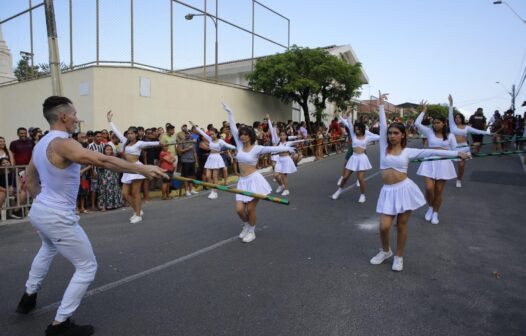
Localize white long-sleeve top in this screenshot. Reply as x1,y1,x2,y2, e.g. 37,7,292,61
345,115,380,149
415,112,458,150
195,127,236,152
379,105,460,174
227,109,293,165
448,106,491,138
268,119,280,145
110,122,159,156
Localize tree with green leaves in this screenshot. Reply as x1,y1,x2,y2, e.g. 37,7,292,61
14,58,39,81
246,45,363,131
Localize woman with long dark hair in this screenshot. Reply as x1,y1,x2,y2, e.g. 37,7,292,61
190,122,236,199
107,111,160,224
223,103,294,243
415,102,459,225
447,94,491,188
370,92,468,271
331,111,380,202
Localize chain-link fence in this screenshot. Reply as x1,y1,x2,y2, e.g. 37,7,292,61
0,0,289,85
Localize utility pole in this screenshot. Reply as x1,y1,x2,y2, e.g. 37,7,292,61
44,0,62,95
511,84,516,113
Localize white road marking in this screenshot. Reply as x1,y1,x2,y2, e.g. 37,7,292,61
31,236,239,317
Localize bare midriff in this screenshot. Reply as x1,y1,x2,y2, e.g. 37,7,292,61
124,154,139,163
353,148,366,154
279,152,290,157
381,168,408,185
238,164,257,177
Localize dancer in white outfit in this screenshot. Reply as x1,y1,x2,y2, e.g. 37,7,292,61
447,94,491,188
190,122,236,199
267,115,281,173
223,103,294,243
270,118,302,196
108,111,161,223
369,92,468,271
415,102,460,225
16,96,165,336
332,112,380,202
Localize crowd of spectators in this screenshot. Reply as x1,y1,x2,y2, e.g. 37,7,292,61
2,106,525,221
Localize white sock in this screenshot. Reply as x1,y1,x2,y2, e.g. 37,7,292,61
433,212,438,217
247,225,255,233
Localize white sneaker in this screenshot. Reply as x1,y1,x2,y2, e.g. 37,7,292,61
242,231,256,243
431,212,439,225
358,194,366,203
331,188,342,200
456,180,462,188
424,207,433,221
370,248,393,265
130,210,144,220
336,176,343,186
208,191,218,199
392,256,404,271
129,215,143,224
356,180,360,187
186,191,192,197
211,191,218,199
191,189,199,194
281,189,290,196
276,185,284,193
238,225,250,239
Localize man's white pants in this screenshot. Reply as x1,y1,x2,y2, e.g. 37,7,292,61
25,202,97,322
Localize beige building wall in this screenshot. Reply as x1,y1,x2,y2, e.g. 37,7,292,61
0,66,290,141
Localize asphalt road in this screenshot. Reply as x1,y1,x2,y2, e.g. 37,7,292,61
1,139,525,336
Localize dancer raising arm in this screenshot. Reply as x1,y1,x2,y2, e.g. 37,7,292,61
415,101,460,225
370,92,468,272
189,121,236,199
331,111,380,202
223,103,294,243
447,94,491,188
108,111,161,224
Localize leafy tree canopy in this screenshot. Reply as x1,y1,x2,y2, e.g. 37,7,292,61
247,45,363,130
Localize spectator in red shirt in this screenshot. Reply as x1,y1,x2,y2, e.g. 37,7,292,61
9,127,34,165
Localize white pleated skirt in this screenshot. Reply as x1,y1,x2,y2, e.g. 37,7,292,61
275,155,297,174
121,161,145,184
417,158,457,180
271,154,279,162
205,153,226,169
345,153,372,171
236,171,272,203
376,178,426,215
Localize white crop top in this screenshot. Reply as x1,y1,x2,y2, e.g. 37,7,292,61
110,122,160,156
345,115,380,149
196,127,236,152
448,106,491,138
228,111,293,165
415,112,458,150
379,106,459,173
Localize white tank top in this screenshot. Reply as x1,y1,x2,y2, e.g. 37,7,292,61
33,130,80,211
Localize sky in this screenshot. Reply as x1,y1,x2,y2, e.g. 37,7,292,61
1,0,526,118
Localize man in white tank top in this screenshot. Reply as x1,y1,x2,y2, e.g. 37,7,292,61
15,96,166,336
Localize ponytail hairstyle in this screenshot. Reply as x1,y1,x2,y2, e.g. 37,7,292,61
123,126,138,151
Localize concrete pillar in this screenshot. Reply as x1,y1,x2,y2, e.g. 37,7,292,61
0,24,16,84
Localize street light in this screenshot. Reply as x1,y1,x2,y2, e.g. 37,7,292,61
493,1,526,25
496,81,517,113
185,6,218,81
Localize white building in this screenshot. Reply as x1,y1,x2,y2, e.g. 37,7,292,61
0,24,16,84
179,45,369,122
